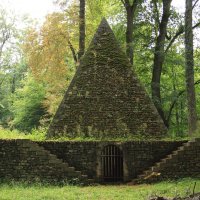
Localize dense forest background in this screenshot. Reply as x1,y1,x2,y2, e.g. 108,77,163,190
0,0,200,138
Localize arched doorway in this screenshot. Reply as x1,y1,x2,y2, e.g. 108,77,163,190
101,145,123,182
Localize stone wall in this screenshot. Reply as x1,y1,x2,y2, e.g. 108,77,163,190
0,139,90,183
157,138,200,179
37,141,98,179
1,139,196,183
0,140,21,180
122,141,185,180
37,140,185,181
131,138,200,183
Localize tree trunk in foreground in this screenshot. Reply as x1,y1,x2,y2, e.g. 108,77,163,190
78,0,85,60
122,0,139,65
185,0,197,135
151,0,172,127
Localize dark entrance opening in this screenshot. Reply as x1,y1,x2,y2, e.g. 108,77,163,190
101,145,123,182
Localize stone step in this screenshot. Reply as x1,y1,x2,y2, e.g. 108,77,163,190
67,167,75,172
160,157,172,163
145,164,162,173
138,174,146,179
177,146,185,151
67,171,80,177
171,151,179,156
183,141,195,147
81,174,88,179
166,154,175,159
17,140,90,184
48,158,63,164
60,163,69,168
144,170,151,175
75,171,82,176
132,140,194,183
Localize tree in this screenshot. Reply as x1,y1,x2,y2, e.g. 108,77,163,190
12,75,46,131
54,0,86,62
185,0,198,134
23,11,78,115
78,0,85,60
0,7,24,127
121,0,140,65
149,0,200,129
151,0,172,127
0,7,16,88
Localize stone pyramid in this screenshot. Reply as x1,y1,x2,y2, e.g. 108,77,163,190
47,18,167,138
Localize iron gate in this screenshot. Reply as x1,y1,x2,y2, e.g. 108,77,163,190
101,145,123,182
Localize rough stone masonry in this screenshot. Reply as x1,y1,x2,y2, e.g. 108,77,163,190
47,18,167,138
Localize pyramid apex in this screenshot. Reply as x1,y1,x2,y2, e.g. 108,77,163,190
98,18,111,29
91,17,114,45
100,17,109,25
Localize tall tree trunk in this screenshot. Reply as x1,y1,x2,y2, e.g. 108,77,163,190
171,62,180,135
151,0,172,127
121,0,139,65
185,0,197,135
78,0,85,60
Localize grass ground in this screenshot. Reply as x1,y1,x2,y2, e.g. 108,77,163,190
0,178,199,200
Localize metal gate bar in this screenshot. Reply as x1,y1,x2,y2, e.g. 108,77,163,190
101,145,123,182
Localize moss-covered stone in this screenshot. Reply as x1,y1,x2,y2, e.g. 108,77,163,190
47,18,167,138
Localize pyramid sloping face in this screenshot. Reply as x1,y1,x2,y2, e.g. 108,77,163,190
47,19,167,138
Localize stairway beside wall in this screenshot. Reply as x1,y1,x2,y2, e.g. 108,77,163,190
0,139,92,184
131,138,200,184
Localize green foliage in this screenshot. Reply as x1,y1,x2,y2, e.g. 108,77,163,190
11,76,47,131
0,60,28,127
0,128,27,139
0,6,24,127
86,0,125,47
28,128,47,141
0,127,46,141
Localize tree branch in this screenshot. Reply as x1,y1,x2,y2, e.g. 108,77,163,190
0,29,10,59
68,40,78,63
193,21,200,29
165,24,184,53
120,0,126,7
192,0,199,10
166,79,200,124
152,0,160,26
131,0,140,11
165,21,200,53
124,0,131,6
58,31,78,64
